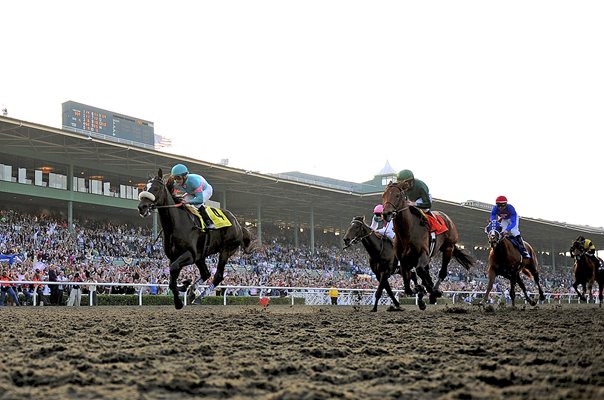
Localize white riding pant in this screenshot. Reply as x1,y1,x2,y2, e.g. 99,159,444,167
415,194,432,211
501,217,521,237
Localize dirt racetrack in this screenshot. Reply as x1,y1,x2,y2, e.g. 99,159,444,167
1,303,603,400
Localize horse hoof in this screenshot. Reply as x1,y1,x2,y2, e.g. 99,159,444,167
429,293,438,305
175,302,184,310
529,301,537,307
371,308,378,313
387,306,402,312
418,299,426,311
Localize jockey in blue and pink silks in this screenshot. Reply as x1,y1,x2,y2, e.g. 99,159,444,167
170,163,215,230
489,195,530,259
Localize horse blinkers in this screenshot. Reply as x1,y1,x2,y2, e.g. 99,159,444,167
137,180,161,217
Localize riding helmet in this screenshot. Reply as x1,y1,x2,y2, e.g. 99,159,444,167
397,169,414,181
373,204,384,214
171,164,189,176
495,195,508,204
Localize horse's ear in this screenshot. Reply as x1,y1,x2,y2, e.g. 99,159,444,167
158,168,163,179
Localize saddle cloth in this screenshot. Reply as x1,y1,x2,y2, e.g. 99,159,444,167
183,204,233,229
419,210,449,235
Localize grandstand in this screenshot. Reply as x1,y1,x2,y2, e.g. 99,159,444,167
1,114,603,272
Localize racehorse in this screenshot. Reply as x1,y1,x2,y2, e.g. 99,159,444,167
483,220,546,306
381,181,475,309
137,169,255,309
342,216,418,312
570,239,603,305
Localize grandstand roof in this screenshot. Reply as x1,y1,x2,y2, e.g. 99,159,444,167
1,115,603,257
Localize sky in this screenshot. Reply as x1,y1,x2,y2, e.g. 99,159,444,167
2,1,604,228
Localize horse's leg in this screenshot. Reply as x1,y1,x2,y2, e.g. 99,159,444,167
572,280,586,302
209,250,236,294
483,268,496,305
402,269,416,296
414,252,435,296
169,251,195,309
599,277,603,307
529,265,546,302
403,259,426,310
382,277,401,311
509,274,517,307
516,274,536,306
372,278,386,312
433,245,453,296
187,257,211,303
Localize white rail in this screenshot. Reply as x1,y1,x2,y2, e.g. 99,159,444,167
3,281,599,306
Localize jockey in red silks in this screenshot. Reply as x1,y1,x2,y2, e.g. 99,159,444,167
489,195,530,259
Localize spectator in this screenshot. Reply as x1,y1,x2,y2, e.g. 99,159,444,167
1,267,20,306
67,272,83,306
48,265,59,305
328,285,339,305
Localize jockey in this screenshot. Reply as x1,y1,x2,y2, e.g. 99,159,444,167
170,163,215,230
397,169,433,215
397,169,441,244
490,195,530,259
574,236,603,268
369,204,395,240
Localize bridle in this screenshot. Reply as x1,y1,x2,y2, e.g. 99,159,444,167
138,177,183,210
570,242,586,260
383,183,410,216
484,221,504,249
343,219,374,249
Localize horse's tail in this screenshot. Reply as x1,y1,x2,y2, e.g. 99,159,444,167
453,245,475,270
241,226,256,254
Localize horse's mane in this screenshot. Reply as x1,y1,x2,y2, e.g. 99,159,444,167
408,206,430,228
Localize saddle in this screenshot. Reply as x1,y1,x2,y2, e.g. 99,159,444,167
182,204,233,230
415,208,448,235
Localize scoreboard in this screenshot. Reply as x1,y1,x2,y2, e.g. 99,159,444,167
62,101,154,147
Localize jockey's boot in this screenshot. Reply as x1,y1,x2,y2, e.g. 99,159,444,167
198,206,215,230
515,235,531,259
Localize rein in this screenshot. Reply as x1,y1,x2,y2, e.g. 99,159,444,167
139,177,185,209
154,203,184,209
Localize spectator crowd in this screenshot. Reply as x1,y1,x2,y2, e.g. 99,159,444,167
0,208,584,306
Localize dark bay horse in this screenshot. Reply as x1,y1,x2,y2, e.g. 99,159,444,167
342,216,418,312
382,181,475,310
137,169,255,309
570,239,603,305
484,220,546,306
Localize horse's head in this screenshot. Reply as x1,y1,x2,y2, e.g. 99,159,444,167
343,216,368,248
570,239,585,258
484,220,503,249
381,181,408,222
137,168,169,217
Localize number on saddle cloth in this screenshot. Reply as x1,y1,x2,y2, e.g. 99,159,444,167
183,205,232,230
